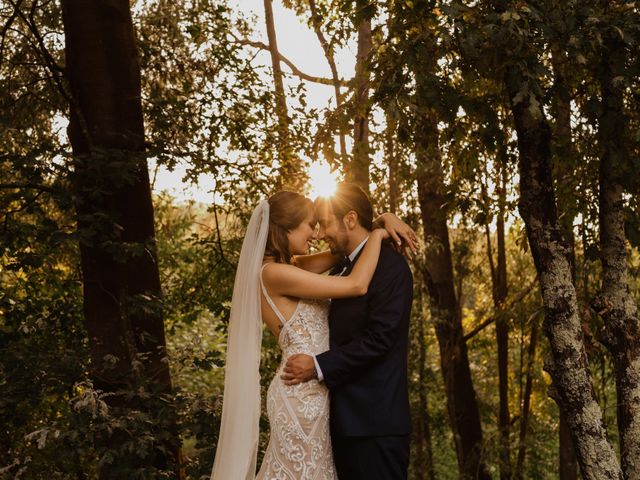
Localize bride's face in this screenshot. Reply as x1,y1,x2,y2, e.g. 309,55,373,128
287,211,318,256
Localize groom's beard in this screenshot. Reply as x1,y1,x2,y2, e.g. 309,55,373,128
327,239,341,255
326,229,349,256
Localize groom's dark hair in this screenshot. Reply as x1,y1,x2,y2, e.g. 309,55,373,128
316,182,373,231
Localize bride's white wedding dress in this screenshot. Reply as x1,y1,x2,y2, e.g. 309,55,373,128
256,265,337,480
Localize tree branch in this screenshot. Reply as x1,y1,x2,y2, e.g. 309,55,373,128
10,0,93,148
308,0,347,162
0,0,24,65
233,35,350,87
0,182,57,193
464,279,537,342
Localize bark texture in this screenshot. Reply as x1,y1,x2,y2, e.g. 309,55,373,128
61,0,180,476
550,43,579,480
595,30,640,480
501,65,622,478
350,3,372,191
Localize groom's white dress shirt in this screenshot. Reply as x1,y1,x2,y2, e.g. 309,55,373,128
314,236,369,382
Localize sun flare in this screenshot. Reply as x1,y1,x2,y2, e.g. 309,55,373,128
307,161,339,199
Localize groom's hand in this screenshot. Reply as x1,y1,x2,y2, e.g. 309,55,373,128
282,354,316,385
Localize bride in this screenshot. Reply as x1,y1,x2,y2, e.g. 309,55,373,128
210,191,415,480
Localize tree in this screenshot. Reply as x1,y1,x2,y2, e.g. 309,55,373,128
349,0,373,191
61,0,181,476
451,1,623,477
549,22,579,480
263,0,305,190
3,0,640,477
481,146,511,480
308,0,348,164
593,6,640,477
383,1,492,476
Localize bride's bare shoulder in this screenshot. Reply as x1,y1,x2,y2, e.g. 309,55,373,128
261,262,299,282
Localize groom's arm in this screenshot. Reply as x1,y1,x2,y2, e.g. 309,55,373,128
315,259,413,389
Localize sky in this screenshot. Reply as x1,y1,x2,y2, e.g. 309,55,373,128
151,0,355,203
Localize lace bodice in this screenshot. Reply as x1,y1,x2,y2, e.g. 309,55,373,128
256,265,336,480
259,264,330,357
278,298,330,356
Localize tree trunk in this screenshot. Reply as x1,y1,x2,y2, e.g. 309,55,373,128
550,43,579,480
416,112,491,480
559,410,579,480
595,29,640,480
263,0,302,190
495,158,511,480
495,264,510,478
514,315,538,479
501,65,622,478
413,285,436,480
350,3,371,191
61,1,180,476
308,0,347,165
412,23,489,477
481,156,511,479
550,43,577,283
386,112,399,214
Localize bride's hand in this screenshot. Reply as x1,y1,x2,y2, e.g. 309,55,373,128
375,213,419,259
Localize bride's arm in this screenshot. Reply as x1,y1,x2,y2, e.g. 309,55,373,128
292,251,341,274
264,229,388,300
292,213,418,273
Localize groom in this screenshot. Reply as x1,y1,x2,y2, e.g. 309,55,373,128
283,182,413,479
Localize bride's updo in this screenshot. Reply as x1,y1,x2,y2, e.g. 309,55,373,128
266,191,316,264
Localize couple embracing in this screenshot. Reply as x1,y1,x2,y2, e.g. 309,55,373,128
211,183,416,480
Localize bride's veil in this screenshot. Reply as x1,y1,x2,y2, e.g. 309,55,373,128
210,199,270,480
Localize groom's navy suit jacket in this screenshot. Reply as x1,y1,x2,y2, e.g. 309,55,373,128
316,243,413,437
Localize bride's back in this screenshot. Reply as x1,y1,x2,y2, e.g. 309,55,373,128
260,263,330,355
260,263,299,339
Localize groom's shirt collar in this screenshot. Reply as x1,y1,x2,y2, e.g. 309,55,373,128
348,236,369,263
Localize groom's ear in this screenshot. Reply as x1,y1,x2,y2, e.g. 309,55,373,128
343,210,359,230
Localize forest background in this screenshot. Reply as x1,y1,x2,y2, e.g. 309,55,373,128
1,0,640,479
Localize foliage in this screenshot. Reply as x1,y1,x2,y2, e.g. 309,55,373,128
2,0,639,477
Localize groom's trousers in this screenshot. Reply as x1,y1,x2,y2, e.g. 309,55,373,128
332,435,409,480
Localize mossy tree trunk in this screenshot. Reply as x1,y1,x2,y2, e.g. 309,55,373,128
595,27,640,480
501,64,622,480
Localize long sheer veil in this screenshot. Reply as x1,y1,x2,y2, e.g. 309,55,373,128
210,200,269,480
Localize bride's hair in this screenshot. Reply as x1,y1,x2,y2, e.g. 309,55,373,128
266,191,316,264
